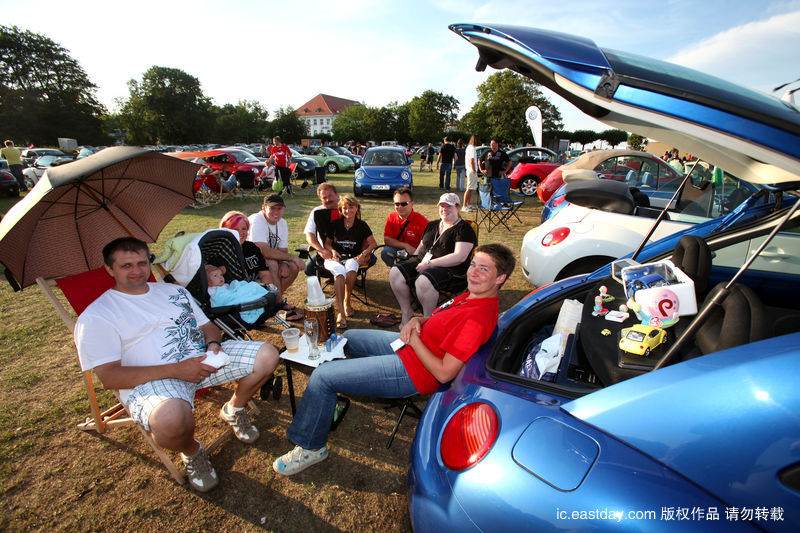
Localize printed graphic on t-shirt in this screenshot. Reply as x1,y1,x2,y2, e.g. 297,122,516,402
161,288,204,362
268,226,280,249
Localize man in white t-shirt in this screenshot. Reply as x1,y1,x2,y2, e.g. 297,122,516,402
74,238,280,493
248,194,306,301
302,182,339,275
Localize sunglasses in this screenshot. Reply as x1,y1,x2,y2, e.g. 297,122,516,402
394,201,409,207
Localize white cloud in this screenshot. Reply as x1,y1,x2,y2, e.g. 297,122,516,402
668,10,800,93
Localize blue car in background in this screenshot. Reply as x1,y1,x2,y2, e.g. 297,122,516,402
353,146,413,196
409,23,800,532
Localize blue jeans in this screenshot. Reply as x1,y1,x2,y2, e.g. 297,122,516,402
285,329,418,449
439,162,453,189
455,165,466,191
381,245,406,267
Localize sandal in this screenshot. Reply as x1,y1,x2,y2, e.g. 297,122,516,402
370,314,400,328
284,309,304,322
344,304,354,317
280,301,298,312
336,313,347,329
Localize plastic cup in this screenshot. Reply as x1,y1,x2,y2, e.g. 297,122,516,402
281,328,300,353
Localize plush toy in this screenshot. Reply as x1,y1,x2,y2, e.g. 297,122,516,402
627,288,680,328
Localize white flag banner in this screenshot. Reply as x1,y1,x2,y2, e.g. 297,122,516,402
526,105,543,147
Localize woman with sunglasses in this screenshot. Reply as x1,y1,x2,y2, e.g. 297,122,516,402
381,186,429,268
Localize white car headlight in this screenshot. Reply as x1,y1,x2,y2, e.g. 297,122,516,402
355,170,365,180
401,171,410,180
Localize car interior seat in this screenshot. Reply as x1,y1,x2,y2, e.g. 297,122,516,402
641,172,656,188
670,235,712,297
688,282,768,360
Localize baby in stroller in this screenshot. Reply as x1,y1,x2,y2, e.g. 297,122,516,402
206,264,273,325
163,229,283,332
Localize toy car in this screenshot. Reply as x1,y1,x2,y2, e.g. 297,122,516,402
618,324,667,356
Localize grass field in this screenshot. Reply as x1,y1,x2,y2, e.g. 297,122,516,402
0,165,542,531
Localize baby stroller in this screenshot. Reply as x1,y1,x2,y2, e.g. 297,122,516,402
160,229,288,337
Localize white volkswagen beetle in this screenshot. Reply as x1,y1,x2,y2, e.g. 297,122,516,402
520,171,759,287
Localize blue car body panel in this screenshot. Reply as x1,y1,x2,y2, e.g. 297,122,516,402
564,334,800,517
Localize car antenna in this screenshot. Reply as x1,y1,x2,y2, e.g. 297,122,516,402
653,195,800,370
631,159,702,261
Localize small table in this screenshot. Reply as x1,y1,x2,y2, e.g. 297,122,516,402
280,334,347,415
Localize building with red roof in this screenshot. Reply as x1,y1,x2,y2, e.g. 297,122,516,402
295,94,361,136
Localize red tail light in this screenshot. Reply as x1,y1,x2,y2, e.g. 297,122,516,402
541,227,570,246
440,402,498,470
552,196,566,207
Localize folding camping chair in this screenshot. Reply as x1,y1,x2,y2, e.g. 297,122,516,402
236,169,261,201
38,267,260,485
475,178,524,233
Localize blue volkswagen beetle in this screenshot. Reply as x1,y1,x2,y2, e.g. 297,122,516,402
353,146,412,196
409,23,800,532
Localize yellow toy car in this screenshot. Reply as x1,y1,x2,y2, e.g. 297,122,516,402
619,324,667,356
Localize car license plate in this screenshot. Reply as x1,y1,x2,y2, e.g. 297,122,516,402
372,184,390,190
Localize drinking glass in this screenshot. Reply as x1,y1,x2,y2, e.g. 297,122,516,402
304,317,320,360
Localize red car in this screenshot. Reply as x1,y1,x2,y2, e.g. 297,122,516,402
505,147,564,196
537,149,683,203
169,147,268,192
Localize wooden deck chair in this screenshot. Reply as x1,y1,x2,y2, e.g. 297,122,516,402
38,267,259,485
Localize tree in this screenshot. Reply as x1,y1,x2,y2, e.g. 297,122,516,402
0,25,107,145
387,101,410,144
571,129,599,149
268,106,308,144
461,71,562,145
213,100,269,145
118,66,212,145
599,129,628,149
627,133,648,151
332,103,368,143
408,90,459,143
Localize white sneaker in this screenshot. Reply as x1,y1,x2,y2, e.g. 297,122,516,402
272,445,328,475
181,442,219,492
219,402,260,443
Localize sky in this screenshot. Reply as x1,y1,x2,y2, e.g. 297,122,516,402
4,0,800,134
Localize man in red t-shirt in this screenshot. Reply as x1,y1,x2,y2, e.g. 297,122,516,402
269,136,292,195
381,186,429,267
272,243,516,476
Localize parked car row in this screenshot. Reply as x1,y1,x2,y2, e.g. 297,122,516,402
409,22,800,533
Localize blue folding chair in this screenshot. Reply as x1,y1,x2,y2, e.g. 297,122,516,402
475,178,524,232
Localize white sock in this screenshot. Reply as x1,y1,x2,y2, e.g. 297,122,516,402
225,401,244,414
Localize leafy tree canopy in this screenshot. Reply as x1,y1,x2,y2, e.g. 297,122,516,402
118,66,213,145
0,25,107,145
214,100,269,145
627,133,648,151
268,106,308,144
599,129,629,148
461,71,562,145
408,90,459,143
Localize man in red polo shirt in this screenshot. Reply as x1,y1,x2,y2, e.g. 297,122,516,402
381,186,429,267
269,136,292,196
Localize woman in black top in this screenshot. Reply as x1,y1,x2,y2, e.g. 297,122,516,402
389,193,477,326
323,195,377,328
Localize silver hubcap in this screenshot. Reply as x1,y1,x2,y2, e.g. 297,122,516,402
520,178,537,196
